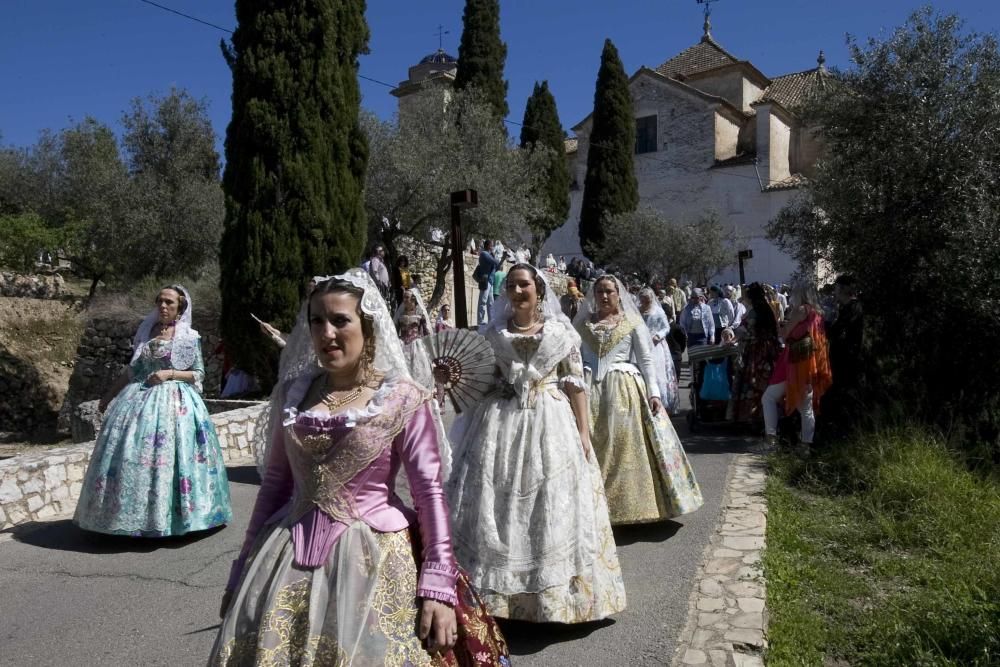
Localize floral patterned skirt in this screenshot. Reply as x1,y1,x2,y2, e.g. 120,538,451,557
590,370,704,525
74,381,232,537
211,521,510,667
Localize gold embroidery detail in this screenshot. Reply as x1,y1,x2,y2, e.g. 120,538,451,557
579,316,639,359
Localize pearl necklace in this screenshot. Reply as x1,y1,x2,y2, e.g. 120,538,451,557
509,317,539,332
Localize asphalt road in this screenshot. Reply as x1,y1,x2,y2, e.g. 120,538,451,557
0,379,757,667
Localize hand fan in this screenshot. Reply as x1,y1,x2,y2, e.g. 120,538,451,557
423,328,496,413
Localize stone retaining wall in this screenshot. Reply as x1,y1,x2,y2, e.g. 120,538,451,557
0,403,265,530
0,272,66,299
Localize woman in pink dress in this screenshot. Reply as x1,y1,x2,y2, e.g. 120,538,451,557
212,270,507,666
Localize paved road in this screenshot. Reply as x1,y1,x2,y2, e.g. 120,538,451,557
0,381,756,667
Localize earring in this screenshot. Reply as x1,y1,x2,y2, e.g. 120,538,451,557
535,300,544,321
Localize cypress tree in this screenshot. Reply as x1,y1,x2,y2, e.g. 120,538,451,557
520,81,571,252
219,0,369,382
454,0,508,119
579,39,638,262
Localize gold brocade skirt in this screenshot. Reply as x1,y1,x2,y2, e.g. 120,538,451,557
210,521,509,667
589,370,704,525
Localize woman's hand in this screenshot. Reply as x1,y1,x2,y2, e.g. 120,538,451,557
219,589,234,619
432,362,451,387
649,396,664,416
580,433,593,462
418,599,457,654
145,370,172,386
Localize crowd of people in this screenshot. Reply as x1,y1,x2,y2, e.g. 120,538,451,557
68,241,861,664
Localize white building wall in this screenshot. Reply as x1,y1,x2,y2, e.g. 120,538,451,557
541,77,801,284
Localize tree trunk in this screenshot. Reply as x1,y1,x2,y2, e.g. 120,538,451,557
427,242,453,311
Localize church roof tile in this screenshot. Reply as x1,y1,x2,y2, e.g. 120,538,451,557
756,67,830,111
655,37,741,79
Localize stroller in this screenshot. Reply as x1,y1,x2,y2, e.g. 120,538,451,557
686,343,741,432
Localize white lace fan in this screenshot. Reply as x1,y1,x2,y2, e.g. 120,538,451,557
424,328,496,413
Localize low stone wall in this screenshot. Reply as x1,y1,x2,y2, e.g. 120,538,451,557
0,403,266,530
58,314,225,431
0,272,66,299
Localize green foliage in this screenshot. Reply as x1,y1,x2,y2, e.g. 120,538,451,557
580,39,638,263
598,207,736,284
519,81,570,255
362,89,546,307
765,428,1000,665
220,0,370,381
0,212,58,272
453,0,508,120
767,9,1000,462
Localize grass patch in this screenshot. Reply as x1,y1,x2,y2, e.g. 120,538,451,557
764,428,1000,666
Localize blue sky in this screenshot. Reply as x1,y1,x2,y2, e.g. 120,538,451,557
2,1,998,154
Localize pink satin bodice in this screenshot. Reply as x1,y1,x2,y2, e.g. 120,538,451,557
228,376,458,605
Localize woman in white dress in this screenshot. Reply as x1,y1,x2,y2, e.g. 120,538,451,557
446,264,627,623
575,275,703,525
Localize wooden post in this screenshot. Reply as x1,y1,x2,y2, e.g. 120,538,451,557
449,190,478,329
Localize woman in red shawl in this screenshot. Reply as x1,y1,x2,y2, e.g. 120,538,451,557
761,282,832,448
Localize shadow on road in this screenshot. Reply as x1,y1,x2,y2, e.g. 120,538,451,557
499,617,615,656
612,519,683,546
8,519,224,554
225,464,261,486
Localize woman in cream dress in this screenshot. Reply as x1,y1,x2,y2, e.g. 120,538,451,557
575,275,703,525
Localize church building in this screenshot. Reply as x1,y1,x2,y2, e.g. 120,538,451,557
543,21,830,284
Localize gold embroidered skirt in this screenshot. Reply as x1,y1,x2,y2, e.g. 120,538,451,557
589,369,704,525
211,522,467,667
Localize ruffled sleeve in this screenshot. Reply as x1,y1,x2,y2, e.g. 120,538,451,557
395,401,459,605
558,345,588,393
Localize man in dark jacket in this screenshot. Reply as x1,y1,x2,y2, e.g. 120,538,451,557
473,240,499,325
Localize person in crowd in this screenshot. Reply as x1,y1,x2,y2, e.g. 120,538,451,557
679,288,715,347
575,275,703,525
75,285,232,537
392,255,412,307
545,253,557,269
657,289,676,323
365,244,391,303
824,274,864,420
762,283,783,323
639,287,680,414
708,285,736,343
492,257,508,309
213,271,509,665
446,264,626,623
682,280,693,299
435,303,453,333
728,285,747,329
729,283,781,426
560,279,585,320
493,239,506,261
666,279,686,322
775,284,789,321
394,287,438,392
558,255,567,272
761,282,832,450
473,240,500,326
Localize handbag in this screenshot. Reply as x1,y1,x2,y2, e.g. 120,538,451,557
788,334,815,363
699,359,731,401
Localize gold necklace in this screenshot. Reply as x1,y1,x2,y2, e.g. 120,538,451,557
321,375,364,412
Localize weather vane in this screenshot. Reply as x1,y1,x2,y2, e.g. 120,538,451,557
695,0,721,38
435,24,450,51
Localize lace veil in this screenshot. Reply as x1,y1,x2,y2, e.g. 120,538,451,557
131,284,199,370
482,263,575,336
572,274,644,329
253,269,415,473
393,287,431,332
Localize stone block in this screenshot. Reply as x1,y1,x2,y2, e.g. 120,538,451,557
708,649,729,667
697,597,726,611
722,536,765,551
0,478,22,503
35,504,59,520
724,628,764,648
68,465,85,482
726,581,763,598
26,495,44,512
6,504,28,525
44,465,68,489
228,422,246,435
713,548,743,558
70,481,83,497
737,598,765,613
51,485,70,501
690,628,716,649
700,578,724,597
732,654,763,667
697,613,725,628
731,613,764,630
705,558,741,575
681,648,708,665
20,477,45,496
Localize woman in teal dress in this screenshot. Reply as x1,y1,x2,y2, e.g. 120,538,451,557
74,285,232,537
